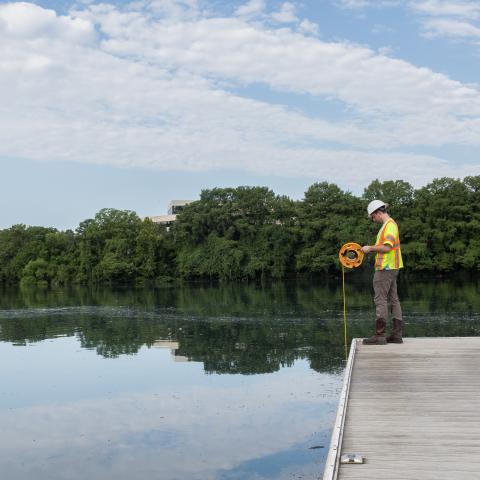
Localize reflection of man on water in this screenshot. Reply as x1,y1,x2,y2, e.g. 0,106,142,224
361,200,404,345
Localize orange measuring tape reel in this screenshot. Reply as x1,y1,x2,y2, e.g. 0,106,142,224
338,242,364,269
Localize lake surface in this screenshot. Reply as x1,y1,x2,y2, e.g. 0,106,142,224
1,275,479,480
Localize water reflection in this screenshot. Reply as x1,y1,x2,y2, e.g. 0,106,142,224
0,278,479,480
0,310,345,374
0,339,340,480
1,277,479,373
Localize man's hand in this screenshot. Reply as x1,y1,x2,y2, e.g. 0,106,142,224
361,245,373,254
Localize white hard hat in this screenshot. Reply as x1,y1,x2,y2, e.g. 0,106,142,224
367,200,388,216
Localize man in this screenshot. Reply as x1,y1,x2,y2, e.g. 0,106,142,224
361,200,403,345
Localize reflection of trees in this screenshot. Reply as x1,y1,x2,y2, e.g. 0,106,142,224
0,277,479,374
0,311,348,374
0,316,76,346
173,319,346,375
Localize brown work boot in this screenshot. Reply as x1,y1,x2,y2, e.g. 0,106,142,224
363,319,387,345
386,318,403,343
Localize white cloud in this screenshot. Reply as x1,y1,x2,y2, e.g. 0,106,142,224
335,0,400,9
409,1,480,42
372,24,394,35
81,11,480,116
0,2,94,41
423,17,480,37
409,0,480,19
0,1,480,191
299,18,319,35
235,0,266,18
377,45,394,55
335,0,371,8
336,0,480,43
148,0,202,20
270,2,298,23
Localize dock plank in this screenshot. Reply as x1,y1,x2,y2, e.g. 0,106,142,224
327,337,480,480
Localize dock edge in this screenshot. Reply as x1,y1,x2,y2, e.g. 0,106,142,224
322,338,358,480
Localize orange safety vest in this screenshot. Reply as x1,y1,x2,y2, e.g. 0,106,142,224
375,218,403,270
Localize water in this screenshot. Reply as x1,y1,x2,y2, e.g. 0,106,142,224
0,276,479,480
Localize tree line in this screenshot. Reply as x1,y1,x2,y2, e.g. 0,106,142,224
1,176,479,285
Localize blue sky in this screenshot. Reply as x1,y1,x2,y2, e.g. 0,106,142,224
1,0,480,229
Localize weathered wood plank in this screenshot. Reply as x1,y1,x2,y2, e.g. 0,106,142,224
324,337,480,480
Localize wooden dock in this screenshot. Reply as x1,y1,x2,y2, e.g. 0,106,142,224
323,337,480,480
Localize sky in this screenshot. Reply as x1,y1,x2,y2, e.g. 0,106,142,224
1,0,480,229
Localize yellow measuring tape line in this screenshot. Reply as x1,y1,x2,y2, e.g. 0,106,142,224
339,242,364,360
342,265,348,361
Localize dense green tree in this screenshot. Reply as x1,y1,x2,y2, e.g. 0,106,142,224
134,219,175,282
174,187,298,280
412,178,470,271
0,177,479,284
363,179,414,210
77,208,141,283
296,182,366,273
0,225,57,284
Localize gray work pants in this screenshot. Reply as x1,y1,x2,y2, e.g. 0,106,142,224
373,269,402,322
